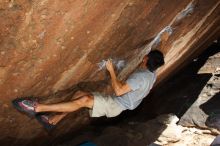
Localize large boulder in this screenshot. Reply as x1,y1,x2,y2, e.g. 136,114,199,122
179,52,220,128
0,0,219,145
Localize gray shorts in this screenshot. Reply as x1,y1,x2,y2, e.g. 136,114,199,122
89,92,124,118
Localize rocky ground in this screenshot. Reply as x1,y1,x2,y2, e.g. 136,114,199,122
149,114,216,146
56,114,217,146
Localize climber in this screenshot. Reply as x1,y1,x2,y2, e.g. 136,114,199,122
12,32,168,130
12,49,164,130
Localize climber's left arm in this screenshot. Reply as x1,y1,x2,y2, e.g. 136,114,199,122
106,59,131,96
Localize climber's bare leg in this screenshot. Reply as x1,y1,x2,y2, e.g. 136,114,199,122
46,91,92,125
35,92,94,113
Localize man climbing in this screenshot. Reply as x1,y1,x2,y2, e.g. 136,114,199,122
12,33,168,130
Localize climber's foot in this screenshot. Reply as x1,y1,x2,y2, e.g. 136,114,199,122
47,114,64,125
12,98,37,117
35,114,56,131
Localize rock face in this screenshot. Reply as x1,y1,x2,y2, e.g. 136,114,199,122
179,52,220,128
0,0,219,145
179,73,220,128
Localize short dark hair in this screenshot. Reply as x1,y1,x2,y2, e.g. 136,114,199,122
147,50,165,72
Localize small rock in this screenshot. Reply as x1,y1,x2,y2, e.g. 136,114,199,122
157,124,183,144
157,113,179,125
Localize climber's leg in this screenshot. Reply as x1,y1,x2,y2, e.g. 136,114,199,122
35,94,94,113
12,91,94,116
72,90,92,100
40,91,93,125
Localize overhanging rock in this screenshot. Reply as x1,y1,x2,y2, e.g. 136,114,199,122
0,0,219,145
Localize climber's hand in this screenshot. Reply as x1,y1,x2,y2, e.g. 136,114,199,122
106,59,114,72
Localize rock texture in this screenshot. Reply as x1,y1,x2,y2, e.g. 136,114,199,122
57,114,216,146
152,114,215,146
0,0,219,145
179,52,220,128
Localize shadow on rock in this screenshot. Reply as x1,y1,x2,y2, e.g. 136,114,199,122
200,92,220,130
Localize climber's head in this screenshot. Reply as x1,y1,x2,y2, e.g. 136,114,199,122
143,50,165,72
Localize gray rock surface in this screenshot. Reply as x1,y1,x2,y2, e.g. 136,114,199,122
179,53,220,129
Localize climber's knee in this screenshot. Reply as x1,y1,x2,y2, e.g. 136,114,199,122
72,90,92,99
75,95,94,108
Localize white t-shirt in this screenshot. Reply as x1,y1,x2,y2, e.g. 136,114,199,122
114,69,156,110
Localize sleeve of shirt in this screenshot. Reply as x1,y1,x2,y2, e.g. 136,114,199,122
126,73,144,91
